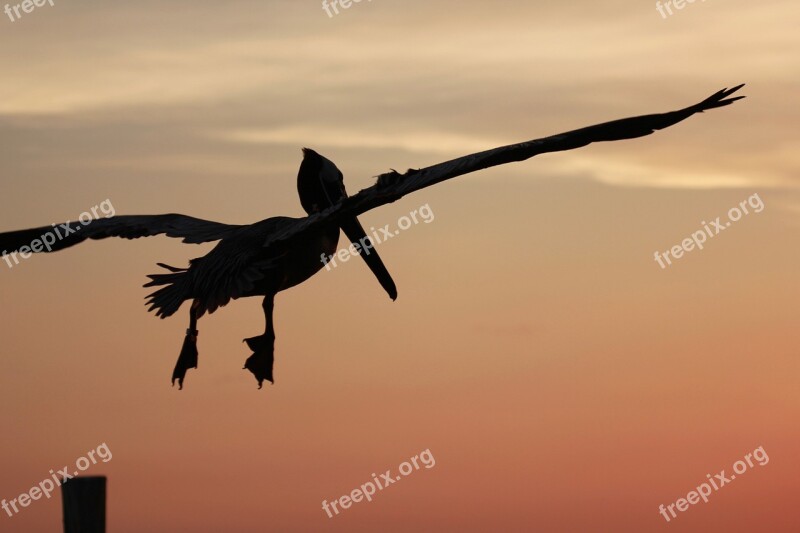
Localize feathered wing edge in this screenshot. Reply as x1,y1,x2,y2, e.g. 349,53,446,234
0,214,240,256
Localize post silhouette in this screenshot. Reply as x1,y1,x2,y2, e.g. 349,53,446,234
61,476,106,533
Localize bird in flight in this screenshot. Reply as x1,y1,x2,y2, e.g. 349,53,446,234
0,84,745,389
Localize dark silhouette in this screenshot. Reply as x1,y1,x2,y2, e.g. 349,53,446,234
62,477,106,533
0,85,745,388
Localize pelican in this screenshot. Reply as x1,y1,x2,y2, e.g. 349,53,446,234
0,85,745,389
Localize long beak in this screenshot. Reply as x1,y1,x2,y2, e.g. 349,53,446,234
340,217,398,301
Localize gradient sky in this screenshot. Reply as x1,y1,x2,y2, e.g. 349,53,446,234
1,1,799,531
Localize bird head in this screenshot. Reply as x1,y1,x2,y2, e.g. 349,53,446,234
297,148,347,215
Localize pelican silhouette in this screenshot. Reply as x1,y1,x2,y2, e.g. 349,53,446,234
0,85,745,389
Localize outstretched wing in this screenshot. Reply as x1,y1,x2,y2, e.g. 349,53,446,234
0,213,241,255
262,84,746,251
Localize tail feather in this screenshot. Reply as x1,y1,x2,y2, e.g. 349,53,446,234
144,263,192,318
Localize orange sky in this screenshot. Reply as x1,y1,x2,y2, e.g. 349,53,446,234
1,1,799,531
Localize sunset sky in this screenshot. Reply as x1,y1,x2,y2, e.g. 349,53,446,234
1,1,799,531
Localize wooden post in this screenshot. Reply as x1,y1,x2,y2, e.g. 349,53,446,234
61,476,106,533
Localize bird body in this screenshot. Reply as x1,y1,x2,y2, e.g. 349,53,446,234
144,216,340,319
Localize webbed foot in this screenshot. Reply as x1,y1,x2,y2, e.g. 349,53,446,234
243,335,274,389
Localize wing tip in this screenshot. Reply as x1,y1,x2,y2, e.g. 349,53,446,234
698,83,747,112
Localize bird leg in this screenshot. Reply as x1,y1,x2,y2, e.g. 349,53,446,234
243,295,275,389
172,300,200,390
